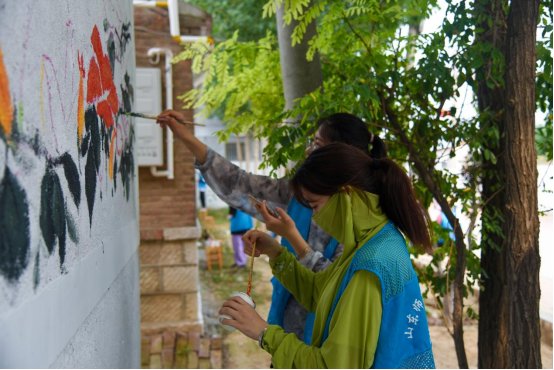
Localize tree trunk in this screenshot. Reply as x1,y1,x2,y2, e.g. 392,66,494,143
275,4,322,110
478,0,542,368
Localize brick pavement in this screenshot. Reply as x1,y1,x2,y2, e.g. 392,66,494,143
142,330,222,369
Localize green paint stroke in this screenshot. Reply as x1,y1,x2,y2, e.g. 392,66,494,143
17,102,23,131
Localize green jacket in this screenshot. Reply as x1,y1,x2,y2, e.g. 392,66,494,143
261,190,388,368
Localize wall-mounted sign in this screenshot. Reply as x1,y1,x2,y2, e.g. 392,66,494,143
135,67,163,166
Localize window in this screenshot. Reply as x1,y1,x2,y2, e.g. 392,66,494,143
225,141,246,161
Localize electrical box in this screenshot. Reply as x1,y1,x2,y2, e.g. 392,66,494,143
135,67,163,166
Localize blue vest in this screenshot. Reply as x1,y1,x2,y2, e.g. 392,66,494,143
322,223,435,368
267,198,339,344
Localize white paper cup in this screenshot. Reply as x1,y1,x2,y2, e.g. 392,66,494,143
219,291,256,331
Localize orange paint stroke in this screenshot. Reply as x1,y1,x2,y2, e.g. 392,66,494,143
108,129,116,179
0,48,14,136
77,53,85,142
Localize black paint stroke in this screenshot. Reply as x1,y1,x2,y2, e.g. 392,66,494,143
85,144,97,227
118,125,135,201
39,165,67,266
89,109,101,172
0,167,30,282
81,129,90,157
101,123,110,161
33,251,40,291
107,33,116,74
120,72,134,114
102,19,132,65
82,106,103,227
56,152,80,208
66,212,79,243
119,22,132,55
118,72,135,201
112,156,118,192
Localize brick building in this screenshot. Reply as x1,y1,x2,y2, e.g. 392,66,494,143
134,0,210,345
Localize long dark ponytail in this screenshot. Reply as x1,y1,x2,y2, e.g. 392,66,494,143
291,143,432,252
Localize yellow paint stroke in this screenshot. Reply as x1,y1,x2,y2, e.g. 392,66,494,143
77,68,85,143
0,48,13,136
40,60,46,128
108,130,116,179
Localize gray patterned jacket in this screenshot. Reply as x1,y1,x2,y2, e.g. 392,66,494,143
196,148,344,339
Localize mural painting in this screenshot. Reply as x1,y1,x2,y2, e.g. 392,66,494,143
0,11,136,305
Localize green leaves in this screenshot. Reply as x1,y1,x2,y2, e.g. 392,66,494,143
175,32,284,142
187,0,276,41
174,0,551,328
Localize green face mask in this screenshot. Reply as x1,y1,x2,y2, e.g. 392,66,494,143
312,188,388,256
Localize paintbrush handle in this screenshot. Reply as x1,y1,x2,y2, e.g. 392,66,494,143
125,111,205,126
174,118,206,127
246,240,256,296
136,113,158,120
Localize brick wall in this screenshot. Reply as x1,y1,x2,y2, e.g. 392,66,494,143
134,4,211,338
135,6,200,232
142,330,222,369
140,238,201,330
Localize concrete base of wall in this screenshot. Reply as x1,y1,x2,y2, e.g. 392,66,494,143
53,252,141,368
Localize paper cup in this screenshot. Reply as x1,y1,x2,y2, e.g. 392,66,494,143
219,291,256,331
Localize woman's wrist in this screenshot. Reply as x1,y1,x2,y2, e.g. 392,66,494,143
267,245,283,260
257,326,268,349
287,231,310,258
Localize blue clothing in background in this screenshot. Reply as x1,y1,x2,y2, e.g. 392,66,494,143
230,208,253,234
437,211,455,246
198,174,207,192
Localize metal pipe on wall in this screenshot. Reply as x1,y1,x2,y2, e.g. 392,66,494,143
133,0,167,8
147,47,174,180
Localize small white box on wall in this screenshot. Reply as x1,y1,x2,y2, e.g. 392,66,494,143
135,67,163,166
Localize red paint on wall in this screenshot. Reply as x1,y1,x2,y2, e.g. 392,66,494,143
85,25,119,127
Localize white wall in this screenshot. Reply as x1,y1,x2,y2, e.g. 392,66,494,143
0,0,140,367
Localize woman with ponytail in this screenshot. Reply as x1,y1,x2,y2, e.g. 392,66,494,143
159,110,386,345
219,143,435,368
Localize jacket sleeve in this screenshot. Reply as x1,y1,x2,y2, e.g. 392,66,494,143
262,270,382,368
269,249,321,311
195,148,291,220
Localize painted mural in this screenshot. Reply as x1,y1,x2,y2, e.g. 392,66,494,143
0,1,137,308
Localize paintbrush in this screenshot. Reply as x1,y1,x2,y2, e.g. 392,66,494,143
246,239,256,296
119,110,205,126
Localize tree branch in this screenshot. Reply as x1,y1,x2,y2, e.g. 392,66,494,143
379,91,469,368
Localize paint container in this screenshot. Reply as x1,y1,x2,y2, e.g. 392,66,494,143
219,291,256,331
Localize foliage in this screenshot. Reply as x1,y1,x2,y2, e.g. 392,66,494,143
184,0,276,41
536,0,553,160
174,0,552,334
174,31,284,148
